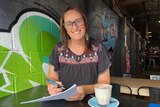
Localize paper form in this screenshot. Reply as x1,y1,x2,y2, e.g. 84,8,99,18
20,84,77,104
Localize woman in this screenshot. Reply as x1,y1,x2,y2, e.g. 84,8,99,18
47,6,111,101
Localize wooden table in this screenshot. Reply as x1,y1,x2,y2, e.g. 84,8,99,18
111,77,160,96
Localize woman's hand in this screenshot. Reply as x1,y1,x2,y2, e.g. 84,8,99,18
67,86,85,101
47,81,63,95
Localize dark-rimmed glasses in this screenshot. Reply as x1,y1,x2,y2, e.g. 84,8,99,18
64,18,84,29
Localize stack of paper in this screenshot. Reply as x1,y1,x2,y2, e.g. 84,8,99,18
21,84,77,104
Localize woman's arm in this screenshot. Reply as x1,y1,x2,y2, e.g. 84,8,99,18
82,68,110,95
47,65,59,82
67,69,110,101
97,68,110,84
47,65,63,95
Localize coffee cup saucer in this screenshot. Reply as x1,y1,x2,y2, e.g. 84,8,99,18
88,97,119,107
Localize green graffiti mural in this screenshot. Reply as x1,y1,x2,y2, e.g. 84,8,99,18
0,11,60,98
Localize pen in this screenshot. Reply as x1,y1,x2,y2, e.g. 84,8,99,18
46,78,65,90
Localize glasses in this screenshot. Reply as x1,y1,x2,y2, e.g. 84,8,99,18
64,18,84,29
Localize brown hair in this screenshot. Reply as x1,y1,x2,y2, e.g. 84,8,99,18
60,6,91,49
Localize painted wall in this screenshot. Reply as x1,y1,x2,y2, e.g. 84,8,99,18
0,0,85,98
0,0,125,98
87,0,125,76
87,0,119,58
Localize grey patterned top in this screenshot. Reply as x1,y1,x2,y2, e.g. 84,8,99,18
49,40,111,89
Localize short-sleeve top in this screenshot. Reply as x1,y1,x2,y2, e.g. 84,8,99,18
49,40,111,89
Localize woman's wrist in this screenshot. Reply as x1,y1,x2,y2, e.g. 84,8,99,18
80,85,94,96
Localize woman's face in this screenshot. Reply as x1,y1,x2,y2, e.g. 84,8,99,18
63,10,86,41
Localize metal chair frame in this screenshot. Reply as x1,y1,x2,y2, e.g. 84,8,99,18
111,83,132,98
137,86,160,103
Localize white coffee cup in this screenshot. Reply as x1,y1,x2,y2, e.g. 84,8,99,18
94,84,112,106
